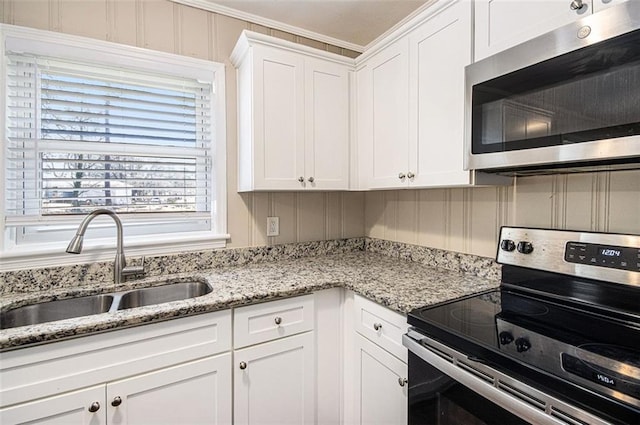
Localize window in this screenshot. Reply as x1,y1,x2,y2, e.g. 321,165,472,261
1,25,227,269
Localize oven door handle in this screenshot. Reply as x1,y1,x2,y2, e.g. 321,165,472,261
402,333,613,425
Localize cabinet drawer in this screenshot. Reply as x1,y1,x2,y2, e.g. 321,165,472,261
234,294,314,348
354,295,408,362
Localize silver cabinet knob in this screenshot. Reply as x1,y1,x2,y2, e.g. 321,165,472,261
407,171,415,179
88,401,100,413
570,0,584,10
398,377,408,387
274,316,282,325
111,396,122,407
298,176,305,183
373,323,382,331
307,176,314,183
398,173,406,180
239,361,247,370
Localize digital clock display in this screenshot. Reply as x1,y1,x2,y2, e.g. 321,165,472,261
565,241,639,272
599,248,622,257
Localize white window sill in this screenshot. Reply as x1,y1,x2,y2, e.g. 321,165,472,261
0,232,230,272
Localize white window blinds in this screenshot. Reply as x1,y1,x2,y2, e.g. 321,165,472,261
5,53,214,222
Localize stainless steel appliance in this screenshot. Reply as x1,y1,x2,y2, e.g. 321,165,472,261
465,2,640,175
403,227,640,424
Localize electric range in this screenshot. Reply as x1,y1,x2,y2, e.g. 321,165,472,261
404,227,640,425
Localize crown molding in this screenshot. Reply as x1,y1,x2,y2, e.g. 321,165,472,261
170,0,365,53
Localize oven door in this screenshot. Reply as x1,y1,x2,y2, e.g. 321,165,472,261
408,351,529,425
403,331,613,425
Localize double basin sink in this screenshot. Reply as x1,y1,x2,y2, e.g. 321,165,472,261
0,281,212,330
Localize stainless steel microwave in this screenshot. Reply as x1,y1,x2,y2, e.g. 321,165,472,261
465,1,640,175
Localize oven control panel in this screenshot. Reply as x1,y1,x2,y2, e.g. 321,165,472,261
496,227,640,287
565,241,640,272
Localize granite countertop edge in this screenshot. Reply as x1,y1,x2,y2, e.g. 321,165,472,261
0,252,500,350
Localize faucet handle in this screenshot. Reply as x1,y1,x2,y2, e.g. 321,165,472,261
122,256,146,277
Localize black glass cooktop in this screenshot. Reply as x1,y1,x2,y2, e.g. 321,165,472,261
408,288,640,362
407,284,640,423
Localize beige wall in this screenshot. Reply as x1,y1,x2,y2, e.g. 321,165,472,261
366,170,640,258
0,0,365,248
2,1,638,259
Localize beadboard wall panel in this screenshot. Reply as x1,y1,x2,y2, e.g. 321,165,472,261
1,0,365,250
3,1,637,260
366,170,639,258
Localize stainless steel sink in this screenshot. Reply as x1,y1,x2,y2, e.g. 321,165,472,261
1,280,212,329
116,281,212,310
0,294,114,330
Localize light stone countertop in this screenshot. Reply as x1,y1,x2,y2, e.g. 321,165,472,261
0,251,500,351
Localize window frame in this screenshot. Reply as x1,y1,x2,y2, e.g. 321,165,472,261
0,24,228,271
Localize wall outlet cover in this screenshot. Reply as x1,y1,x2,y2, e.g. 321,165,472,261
267,216,279,237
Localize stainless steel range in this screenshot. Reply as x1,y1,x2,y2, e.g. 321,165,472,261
403,227,640,425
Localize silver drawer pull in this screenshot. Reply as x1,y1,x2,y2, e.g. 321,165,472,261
398,377,408,387
274,316,282,325
88,401,100,413
373,323,382,331
239,361,247,370
111,396,122,407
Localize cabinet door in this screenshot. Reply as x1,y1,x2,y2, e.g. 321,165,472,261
0,385,106,425
304,58,350,190
234,332,315,425
474,0,591,61
367,38,410,189
252,45,306,190
354,334,408,425
106,354,232,425
409,0,472,187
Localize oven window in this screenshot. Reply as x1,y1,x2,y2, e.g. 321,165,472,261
409,352,530,425
471,28,640,154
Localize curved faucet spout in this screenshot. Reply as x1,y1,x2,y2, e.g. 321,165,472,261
66,209,123,255
66,209,143,285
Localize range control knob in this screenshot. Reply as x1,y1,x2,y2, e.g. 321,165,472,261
517,241,534,254
499,331,514,345
500,239,516,252
515,338,531,353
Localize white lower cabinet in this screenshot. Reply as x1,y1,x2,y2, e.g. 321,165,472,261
0,311,232,425
234,332,315,425
1,289,408,425
347,293,409,425
107,355,232,425
2,355,232,425
232,294,316,425
0,385,106,425
354,335,408,425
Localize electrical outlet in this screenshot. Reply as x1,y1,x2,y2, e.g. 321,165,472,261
267,216,279,237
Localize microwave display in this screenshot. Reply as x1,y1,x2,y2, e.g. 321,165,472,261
471,28,640,154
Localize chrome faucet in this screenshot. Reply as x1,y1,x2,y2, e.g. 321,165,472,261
66,209,145,285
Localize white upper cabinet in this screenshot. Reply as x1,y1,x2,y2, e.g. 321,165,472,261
366,39,410,189
304,59,350,190
232,31,352,192
357,0,491,189
475,0,630,61
409,0,472,187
